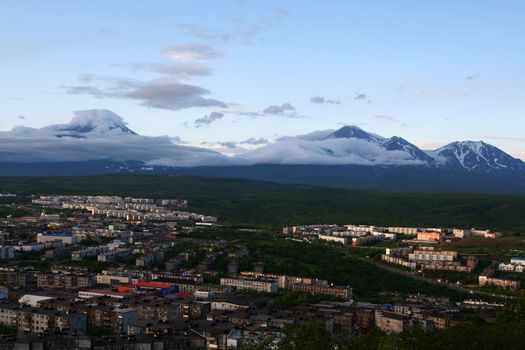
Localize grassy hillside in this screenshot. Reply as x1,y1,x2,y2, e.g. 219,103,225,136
1,175,525,234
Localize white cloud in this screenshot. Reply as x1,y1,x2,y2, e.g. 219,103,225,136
310,96,340,105
164,44,223,61
0,110,235,167
65,78,227,111
262,103,295,115
194,112,225,127
238,137,425,166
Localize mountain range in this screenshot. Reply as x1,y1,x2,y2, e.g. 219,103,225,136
1,109,524,194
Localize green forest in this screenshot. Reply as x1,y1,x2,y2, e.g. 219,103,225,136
1,175,524,234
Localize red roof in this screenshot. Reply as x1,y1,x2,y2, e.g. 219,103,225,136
176,292,193,298
115,286,133,293
134,281,174,289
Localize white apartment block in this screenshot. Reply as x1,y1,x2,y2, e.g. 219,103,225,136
220,277,278,293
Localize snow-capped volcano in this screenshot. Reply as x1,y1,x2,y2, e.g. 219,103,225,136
382,136,435,164
239,125,524,170
53,109,137,138
433,141,525,171
1,111,523,173
325,125,384,142
0,109,231,166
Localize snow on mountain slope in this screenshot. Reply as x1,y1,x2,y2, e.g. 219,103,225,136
54,109,137,137
1,112,523,171
325,125,384,142
239,126,426,166
0,110,232,166
433,141,525,171
382,136,435,164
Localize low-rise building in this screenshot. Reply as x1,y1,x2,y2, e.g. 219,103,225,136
291,283,352,300
220,277,278,293
479,275,520,291
0,246,15,260
416,231,443,242
37,232,84,245
37,273,92,289
318,235,348,245
375,310,411,334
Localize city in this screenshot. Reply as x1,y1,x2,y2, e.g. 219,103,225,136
3,1,525,349
0,190,524,349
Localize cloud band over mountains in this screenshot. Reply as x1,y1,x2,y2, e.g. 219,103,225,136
2,110,522,170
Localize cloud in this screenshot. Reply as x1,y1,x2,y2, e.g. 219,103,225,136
240,137,268,145
178,6,288,45
164,44,223,61
178,23,233,43
65,77,227,111
65,41,227,112
199,140,248,156
310,96,340,105
238,135,425,166
65,85,107,98
353,93,367,100
127,82,227,110
194,112,225,127
217,141,237,149
263,103,295,115
18,116,26,120
126,62,212,79
0,110,235,167
372,115,403,125
466,74,480,80
310,96,325,104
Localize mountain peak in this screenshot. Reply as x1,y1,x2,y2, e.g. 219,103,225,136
57,109,137,136
325,125,384,142
382,136,434,163
434,140,525,171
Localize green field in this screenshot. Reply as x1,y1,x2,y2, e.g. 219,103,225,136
1,175,525,235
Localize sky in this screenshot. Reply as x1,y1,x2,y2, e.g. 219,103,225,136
1,0,525,159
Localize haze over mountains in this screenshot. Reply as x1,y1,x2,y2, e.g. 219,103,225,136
1,109,524,193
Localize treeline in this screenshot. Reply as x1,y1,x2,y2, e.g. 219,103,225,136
1,175,525,233
247,311,525,350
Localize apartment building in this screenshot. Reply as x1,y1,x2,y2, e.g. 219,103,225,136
479,275,521,291
381,254,417,270
318,234,348,245
127,297,181,321
388,227,419,235
0,272,34,288
511,257,525,266
375,310,411,334
220,277,278,293
291,283,352,300
37,273,92,289
409,249,457,262
97,248,132,263
0,246,15,260
71,246,108,261
0,304,86,333
416,231,443,242
37,232,83,245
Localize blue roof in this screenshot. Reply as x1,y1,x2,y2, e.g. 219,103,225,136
40,232,73,237
511,257,525,260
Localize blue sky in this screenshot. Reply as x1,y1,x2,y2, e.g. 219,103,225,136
1,0,525,158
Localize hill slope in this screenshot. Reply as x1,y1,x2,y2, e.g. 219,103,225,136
1,175,525,234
